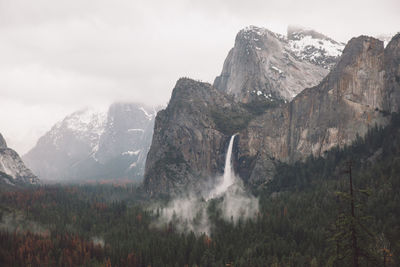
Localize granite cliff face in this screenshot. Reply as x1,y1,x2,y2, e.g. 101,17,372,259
237,35,396,185
144,32,400,195
24,103,156,182
383,33,400,112
214,26,344,103
144,79,242,195
0,133,38,185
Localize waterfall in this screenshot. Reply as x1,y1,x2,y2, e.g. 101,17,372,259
221,134,237,189
162,133,258,233
208,134,237,198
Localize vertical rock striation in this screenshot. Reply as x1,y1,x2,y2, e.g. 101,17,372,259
0,133,38,185
238,35,399,185
214,26,344,103
144,31,399,195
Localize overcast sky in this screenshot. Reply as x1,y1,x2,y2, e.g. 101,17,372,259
0,0,399,154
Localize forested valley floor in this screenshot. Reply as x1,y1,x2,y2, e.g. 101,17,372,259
1,113,400,267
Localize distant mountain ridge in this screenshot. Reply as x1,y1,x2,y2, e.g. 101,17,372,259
23,103,157,182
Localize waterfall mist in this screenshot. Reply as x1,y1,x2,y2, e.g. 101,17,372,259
207,134,237,199
155,135,259,235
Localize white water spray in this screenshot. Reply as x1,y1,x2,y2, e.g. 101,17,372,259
208,134,237,198
158,134,259,234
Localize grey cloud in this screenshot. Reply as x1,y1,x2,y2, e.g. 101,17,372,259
0,0,398,153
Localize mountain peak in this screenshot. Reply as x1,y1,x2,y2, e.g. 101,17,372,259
286,26,345,69
171,78,212,100
287,25,339,43
386,32,400,48
238,25,283,40
342,35,383,59
24,102,157,182
214,25,341,103
330,35,383,80
56,107,106,134
235,25,285,54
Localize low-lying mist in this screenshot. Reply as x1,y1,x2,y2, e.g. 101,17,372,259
154,174,259,235
153,135,259,235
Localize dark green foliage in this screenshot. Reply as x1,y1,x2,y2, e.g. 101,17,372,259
210,98,283,135
0,171,15,188
242,97,284,116
0,114,400,266
329,174,379,266
210,107,252,135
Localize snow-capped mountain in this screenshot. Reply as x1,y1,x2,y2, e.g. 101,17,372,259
95,103,154,164
49,107,106,155
0,133,38,185
214,25,345,103
287,25,345,70
23,103,157,182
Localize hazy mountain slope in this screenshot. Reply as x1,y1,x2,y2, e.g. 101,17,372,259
23,103,156,182
23,108,106,181
0,133,38,185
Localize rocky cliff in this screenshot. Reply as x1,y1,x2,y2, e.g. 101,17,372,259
383,33,400,112
237,35,397,185
24,103,156,182
144,79,240,195
0,133,38,185
213,26,344,103
144,32,400,195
